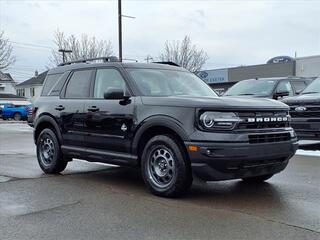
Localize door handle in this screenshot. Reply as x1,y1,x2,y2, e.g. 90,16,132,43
55,105,65,111
87,106,99,112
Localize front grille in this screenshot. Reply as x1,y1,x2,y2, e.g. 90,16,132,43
237,111,290,129
248,132,291,144
290,106,320,118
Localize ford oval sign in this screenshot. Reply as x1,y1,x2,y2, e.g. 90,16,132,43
295,106,307,112
199,71,208,79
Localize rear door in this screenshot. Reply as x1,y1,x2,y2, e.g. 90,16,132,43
83,67,135,154
59,69,94,147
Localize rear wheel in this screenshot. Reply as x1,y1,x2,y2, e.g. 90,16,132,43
141,135,192,197
13,112,22,121
36,128,68,173
242,174,274,183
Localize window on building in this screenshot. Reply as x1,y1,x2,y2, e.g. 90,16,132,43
30,88,35,97
65,70,93,98
17,89,25,97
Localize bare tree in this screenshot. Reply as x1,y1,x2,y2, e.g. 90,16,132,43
159,35,208,72
0,31,15,70
50,30,114,65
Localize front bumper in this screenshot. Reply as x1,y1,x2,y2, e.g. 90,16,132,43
185,139,298,181
291,118,320,141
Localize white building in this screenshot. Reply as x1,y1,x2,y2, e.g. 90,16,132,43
295,55,320,78
15,71,48,103
0,71,16,94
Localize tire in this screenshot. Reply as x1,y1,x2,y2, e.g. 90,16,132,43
141,135,192,197
36,128,68,174
242,174,274,183
13,112,22,121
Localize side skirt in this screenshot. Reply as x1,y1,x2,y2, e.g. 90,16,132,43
61,145,138,166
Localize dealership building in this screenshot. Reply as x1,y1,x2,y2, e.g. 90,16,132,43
198,55,320,94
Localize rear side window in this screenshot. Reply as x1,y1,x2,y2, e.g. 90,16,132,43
291,81,307,94
49,72,70,96
42,74,62,96
65,70,93,98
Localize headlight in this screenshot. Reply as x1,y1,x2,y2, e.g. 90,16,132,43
199,112,242,130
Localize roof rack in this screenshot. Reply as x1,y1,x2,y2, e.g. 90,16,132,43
58,56,119,66
152,61,180,67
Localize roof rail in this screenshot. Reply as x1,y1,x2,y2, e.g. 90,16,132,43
58,56,119,66
152,61,180,67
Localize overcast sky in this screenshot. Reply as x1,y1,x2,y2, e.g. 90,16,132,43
1,0,320,82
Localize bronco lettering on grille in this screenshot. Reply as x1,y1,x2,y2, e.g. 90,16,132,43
247,117,288,123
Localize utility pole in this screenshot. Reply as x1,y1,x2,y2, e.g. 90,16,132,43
118,0,122,62
58,49,72,63
118,0,135,62
144,55,153,63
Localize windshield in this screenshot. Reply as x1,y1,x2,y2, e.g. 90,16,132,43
224,79,277,96
127,68,218,97
301,78,320,94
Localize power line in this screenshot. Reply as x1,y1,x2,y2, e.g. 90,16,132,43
12,45,52,52
9,41,53,49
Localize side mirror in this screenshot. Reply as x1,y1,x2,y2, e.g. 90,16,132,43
274,90,289,99
104,88,127,100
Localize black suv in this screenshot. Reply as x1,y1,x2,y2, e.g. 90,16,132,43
283,77,320,145
31,57,298,197
224,77,313,99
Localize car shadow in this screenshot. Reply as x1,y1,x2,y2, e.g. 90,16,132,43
82,166,287,214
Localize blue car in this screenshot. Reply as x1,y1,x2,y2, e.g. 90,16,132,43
0,103,32,121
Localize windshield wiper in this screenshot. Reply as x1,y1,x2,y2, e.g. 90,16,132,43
301,91,319,95
238,93,255,96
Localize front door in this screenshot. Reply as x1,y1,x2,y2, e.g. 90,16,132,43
83,68,135,154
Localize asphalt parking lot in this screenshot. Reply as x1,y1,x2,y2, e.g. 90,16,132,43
0,123,319,240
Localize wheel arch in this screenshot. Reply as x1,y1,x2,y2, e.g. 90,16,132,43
34,114,62,144
132,116,190,164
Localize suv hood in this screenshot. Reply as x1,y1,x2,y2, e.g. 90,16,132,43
282,93,320,105
141,96,289,110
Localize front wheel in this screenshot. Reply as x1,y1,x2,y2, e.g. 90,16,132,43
242,174,274,183
36,128,68,174
141,135,192,197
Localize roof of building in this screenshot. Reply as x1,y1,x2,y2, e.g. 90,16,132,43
0,93,25,99
0,71,14,82
16,71,48,87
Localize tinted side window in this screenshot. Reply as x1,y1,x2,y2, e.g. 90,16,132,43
65,70,93,98
49,72,70,96
93,68,126,98
291,81,307,94
276,81,293,96
42,74,62,96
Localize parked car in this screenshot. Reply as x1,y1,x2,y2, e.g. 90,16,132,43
0,103,31,121
30,57,298,197
223,77,313,99
282,77,320,144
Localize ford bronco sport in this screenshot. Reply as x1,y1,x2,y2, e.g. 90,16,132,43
31,57,298,197
283,77,320,147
